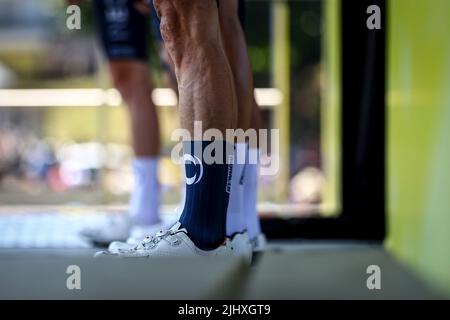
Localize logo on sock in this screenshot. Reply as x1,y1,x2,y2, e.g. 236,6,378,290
239,164,246,185
226,161,233,194
183,154,203,185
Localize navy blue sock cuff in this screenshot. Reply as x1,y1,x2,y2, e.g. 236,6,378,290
179,140,234,250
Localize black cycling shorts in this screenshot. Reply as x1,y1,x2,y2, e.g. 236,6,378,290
94,0,150,61
95,0,246,61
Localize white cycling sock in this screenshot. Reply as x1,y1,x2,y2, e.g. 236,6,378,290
129,157,161,225
226,142,247,236
242,148,261,240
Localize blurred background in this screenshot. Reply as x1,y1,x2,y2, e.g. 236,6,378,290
0,0,330,215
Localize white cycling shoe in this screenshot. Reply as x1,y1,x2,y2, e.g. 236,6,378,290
251,233,267,252
230,232,253,264
95,222,233,258
108,223,167,253
80,215,163,247
107,228,264,264
229,232,268,264
80,216,131,245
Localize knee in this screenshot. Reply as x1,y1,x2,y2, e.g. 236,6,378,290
153,0,215,65
153,0,182,48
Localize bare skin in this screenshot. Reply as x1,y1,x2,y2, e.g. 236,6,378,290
154,0,262,146
218,0,262,147
153,0,237,135
158,45,179,95
218,0,252,131
109,60,160,157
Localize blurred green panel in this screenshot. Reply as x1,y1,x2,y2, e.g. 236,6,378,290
387,0,450,296
271,0,290,202
321,0,341,215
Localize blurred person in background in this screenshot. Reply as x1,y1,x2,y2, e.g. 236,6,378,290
71,0,168,245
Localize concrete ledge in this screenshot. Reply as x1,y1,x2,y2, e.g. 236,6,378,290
0,255,248,299
243,247,437,299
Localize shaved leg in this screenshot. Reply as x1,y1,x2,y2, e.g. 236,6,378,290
153,0,237,250
218,0,253,132
109,60,160,156
153,0,237,135
249,99,262,147
109,60,161,226
158,45,179,96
